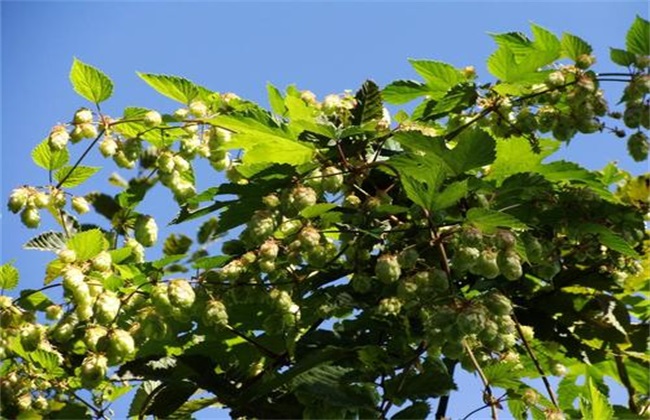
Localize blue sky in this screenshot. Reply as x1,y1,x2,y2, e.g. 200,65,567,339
1,1,647,419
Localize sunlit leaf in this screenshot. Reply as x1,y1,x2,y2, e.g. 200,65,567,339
70,57,113,103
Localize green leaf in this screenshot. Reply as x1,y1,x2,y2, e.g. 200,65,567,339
141,381,198,418
197,217,220,244
30,349,65,375
580,378,614,420
446,128,496,174
391,402,430,420
17,290,52,311
50,403,90,420
425,84,478,119
626,16,650,56
487,137,560,184
487,47,517,81
609,48,637,67
351,80,384,125
192,255,231,270
466,208,527,232
530,23,561,57
137,73,200,104
561,33,593,60
163,234,192,256
66,229,108,261
167,397,220,419
577,224,640,258
23,231,66,252
0,262,19,290
431,180,469,211
69,58,113,104
388,153,449,210
267,83,286,115
285,95,315,122
382,80,430,104
482,362,524,389
300,203,338,219
31,139,69,171
54,165,100,188
408,60,463,95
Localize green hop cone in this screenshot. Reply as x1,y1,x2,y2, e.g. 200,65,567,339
91,251,112,272
472,249,500,279
48,125,70,150
71,196,90,214
94,291,121,325
21,206,40,228
80,354,108,388
321,166,344,193
375,254,401,284
150,283,173,315
497,251,523,281
203,299,229,328
168,279,196,309
483,292,513,316
8,188,29,213
84,325,108,352
99,137,118,157
134,215,158,247
397,248,419,270
627,132,649,162
452,246,480,272
143,110,162,127
289,186,318,211
73,108,93,124
107,329,135,364
58,249,77,264
20,324,44,352
378,297,402,316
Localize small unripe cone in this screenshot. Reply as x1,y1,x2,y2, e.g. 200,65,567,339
550,362,567,376
378,297,402,316
221,259,245,280
49,188,67,208
99,137,118,157
58,249,77,264
45,304,63,321
80,354,108,388
16,393,32,412
547,71,565,87
173,155,191,172
125,238,145,263
397,248,419,270
321,166,344,193
289,186,318,211
91,251,112,272
73,108,93,124
343,194,361,208
71,196,90,214
150,283,173,314
323,94,342,113
20,323,43,351
483,292,512,316
262,194,281,209
298,226,321,250
259,240,280,260
497,251,523,281
79,123,98,139
575,54,595,69
259,259,276,273
519,325,535,342
50,313,79,343
472,249,500,279
48,125,70,150
156,151,176,173
8,188,29,213
84,325,108,351
453,246,480,271
76,302,94,321
32,191,50,208
209,155,230,172
143,110,162,127
113,150,136,169
628,131,649,162
204,299,229,328
173,108,189,121
189,101,208,117
134,215,158,247
21,207,40,228
33,395,49,411
300,90,317,105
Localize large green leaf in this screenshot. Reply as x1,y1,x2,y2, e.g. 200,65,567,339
466,208,527,232
137,73,201,104
388,153,449,210
29,349,65,375
579,378,614,420
66,229,108,261
561,33,593,60
141,381,198,418
530,23,561,57
0,262,19,290
486,137,559,184
69,58,113,104
408,60,463,96
577,223,640,258
210,115,314,167
351,80,384,125
430,180,469,211
382,80,430,104
31,139,69,171
54,165,100,188
23,231,67,252
391,402,430,420
17,290,53,311
626,16,650,56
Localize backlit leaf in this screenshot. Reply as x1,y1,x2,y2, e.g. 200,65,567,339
31,139,69,171
0,262,19,290
67,229,108,261
626,16,649,56
23,231,67,252
561,33,593,60
137,73,200,104
70,58,113,103
54,165,100,188
382,80,430,104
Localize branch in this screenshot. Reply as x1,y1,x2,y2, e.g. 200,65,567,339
435,358,457,419
512,314,559,408
11,283,62,305
462,339,499,420
614,352,639,414
461,393,508,420
55,129,105,189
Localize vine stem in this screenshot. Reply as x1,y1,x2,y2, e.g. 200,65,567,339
511,314,559,409
462,339,499,420
461,393,508,420
11,283,62,305
614,352,638,414
55,128,105,189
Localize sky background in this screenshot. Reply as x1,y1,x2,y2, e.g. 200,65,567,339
2,1,648,419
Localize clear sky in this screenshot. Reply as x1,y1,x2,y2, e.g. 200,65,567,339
1,1,647,419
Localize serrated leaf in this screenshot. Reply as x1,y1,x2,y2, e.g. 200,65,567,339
192,255,231,270
67,229,107,261
109,247,132,264
23,231,67,252
530,23,561,57
626,16,649,56
382,80,430,104
610,48,637,67
389,153,449,210
137,73,200,104
487,137,560,184
561,33,593,60
70,58,113,104
141,381,197,418
487,47,517,81
482,362,524,389
391,402,430,419
31,139,69,171
431,180,469,211
197,217,219,244
580,378,614,420
17,290,52,311
300,203,338,219
54,165,100,188
0,262,19,290
30,349,64,375
466,208,527,232
163,234,192,256
265,83,285,116
285,95,315,122
507,398,528,420
578,223,639,258
167,397,220,419
408,60,463,95
351,80,384,126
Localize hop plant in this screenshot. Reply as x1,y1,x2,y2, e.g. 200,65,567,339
48,125,70,150
71,196,90,214
168,279,196,309
375,254,401,284
134,215,158,247
288,186,318,211
378,297,402,316
99,136,118,157
321,166,344,193
94,291,121,325
20,206,40,228
107,329,135,364
8,187,29,213
143,110,162,127
73,108,93,124
203,299,229,328
80,354,108,388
